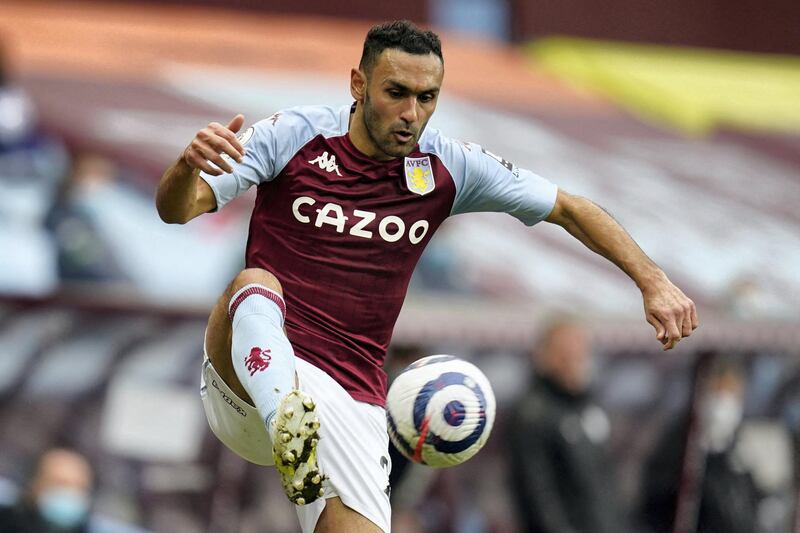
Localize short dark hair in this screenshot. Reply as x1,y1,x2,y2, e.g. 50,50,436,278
359,20,443,75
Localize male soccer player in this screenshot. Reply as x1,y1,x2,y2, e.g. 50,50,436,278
156,20,698,533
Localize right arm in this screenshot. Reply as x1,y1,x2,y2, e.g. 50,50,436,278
155,114,245,224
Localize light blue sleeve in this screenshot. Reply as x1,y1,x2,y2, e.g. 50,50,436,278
199,106,343,211
426,131,558,226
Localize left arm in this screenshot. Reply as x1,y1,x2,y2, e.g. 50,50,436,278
545,190,698,350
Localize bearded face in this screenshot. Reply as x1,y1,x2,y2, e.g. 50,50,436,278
356,49,443,160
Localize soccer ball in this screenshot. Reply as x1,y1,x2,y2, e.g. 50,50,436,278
386,355,496,467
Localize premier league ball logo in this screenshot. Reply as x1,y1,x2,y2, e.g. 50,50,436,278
386,355,496,468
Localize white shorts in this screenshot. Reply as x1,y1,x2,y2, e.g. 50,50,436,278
200,353,391,533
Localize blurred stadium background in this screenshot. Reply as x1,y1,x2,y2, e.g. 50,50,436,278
0,1,798,532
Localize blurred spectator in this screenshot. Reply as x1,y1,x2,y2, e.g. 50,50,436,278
507,317,624,533
638,357,759,533
0,447,150,533
45,154,127,282
0,35,37,149
722,274,790,320
0,33,71,296
46,149,245,303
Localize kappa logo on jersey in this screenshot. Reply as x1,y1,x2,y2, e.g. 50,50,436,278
404,156,435,196
308,151,342,176
292,196,430,245
245,347,272,376
267,112,282,126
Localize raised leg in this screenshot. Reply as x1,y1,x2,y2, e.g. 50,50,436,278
205,267,323,505
205,268,284,404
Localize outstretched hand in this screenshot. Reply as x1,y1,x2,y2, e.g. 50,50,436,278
642,276,699,350
183,114,247,176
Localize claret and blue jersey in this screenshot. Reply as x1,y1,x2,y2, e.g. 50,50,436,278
200,104,558,406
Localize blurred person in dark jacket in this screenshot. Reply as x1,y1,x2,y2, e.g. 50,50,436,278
44,153,127,282
507,317,624,533
639,358,759,533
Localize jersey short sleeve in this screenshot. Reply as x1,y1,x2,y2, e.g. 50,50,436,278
423,131,558,226
199,105,346,211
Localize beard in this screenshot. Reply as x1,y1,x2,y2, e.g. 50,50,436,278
362,91,422,159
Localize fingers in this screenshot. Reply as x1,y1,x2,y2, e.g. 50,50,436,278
184,143,221,175
681,309,694,337
201,144,235,174
226,114,245,134
209,121,245,160
646,298,698,350
208,135,243,166
651,315,681,351
202,123,245,162
665,312,695,350
664,319,682,351
646,314,667,344
663,337,679,351
674,298,699,341
644,287,699,351
690,300,699,330
184,141,232,174
183,116,247,173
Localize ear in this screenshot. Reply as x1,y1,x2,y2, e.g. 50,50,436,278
350,68,366,102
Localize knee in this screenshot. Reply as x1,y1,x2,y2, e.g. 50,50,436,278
229,268,283,296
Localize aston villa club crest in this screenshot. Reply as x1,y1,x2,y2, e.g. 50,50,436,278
404,156,435,196
245,347,272,376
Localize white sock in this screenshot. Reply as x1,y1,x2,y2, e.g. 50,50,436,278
228,284,296,431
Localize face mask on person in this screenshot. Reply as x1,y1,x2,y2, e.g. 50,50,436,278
36,488,90,530
702,392,743,452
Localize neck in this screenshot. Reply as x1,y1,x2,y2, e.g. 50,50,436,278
348,102,394,161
